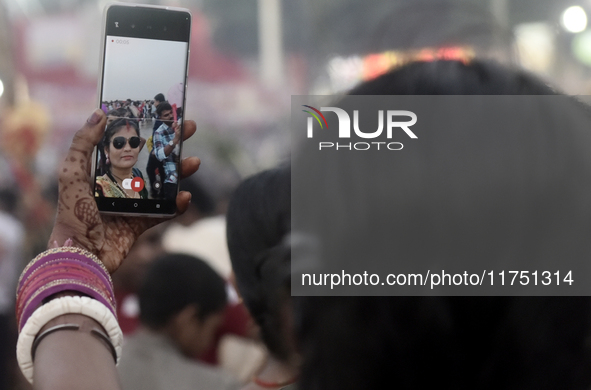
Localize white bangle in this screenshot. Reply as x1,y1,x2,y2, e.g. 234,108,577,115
16,295,123,384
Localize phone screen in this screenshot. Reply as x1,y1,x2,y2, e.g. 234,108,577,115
94,5,190,216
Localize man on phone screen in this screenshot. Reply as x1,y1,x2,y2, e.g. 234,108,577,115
153,102,181,199
146,93,166,197
152,93,165,131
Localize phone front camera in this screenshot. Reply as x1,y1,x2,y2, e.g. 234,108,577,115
131,24,135,28
163,26,167,31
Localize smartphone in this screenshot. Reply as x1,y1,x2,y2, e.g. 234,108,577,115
93,4,191,217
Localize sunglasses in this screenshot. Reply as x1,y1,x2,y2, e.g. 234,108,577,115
112,136,140,149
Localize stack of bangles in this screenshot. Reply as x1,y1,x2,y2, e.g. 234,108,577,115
15,245,123,383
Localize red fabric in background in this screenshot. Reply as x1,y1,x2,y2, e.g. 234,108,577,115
199,303,253,365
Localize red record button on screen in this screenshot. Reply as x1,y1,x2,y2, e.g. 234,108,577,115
131,177,145,192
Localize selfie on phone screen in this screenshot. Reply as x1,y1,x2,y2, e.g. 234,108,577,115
95,36,187,199
95,17,189,205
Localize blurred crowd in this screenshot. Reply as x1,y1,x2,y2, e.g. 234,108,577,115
4,0,591,389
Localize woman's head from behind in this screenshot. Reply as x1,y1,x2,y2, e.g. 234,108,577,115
294,60,591,390
226,165,293,363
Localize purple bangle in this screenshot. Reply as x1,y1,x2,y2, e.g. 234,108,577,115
17,260,115,328
17,248,111,292
16,247,116,333
19,267,115,316
17,259,114,303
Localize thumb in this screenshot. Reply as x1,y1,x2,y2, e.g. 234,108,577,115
62,109,107,174
69,109,107,158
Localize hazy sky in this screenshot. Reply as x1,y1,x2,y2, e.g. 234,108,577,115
102,36,187,102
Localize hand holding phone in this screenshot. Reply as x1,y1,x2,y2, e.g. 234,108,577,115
50,109,200,272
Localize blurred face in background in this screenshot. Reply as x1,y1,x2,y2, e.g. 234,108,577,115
172,306,225,358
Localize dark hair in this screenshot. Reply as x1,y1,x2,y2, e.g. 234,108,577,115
102,118,140,149
297,296,591,390
139,253,227,328
295,61,591,389
348,60,555,96
226,165,291,361
106,109,119,117
179,178,216,215
0,188,18,213
154,93,165,103
106,108,127,118
156,101,172,117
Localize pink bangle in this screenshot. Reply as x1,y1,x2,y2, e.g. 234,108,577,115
15,246,116,332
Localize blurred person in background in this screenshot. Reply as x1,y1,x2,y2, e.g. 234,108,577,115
226,165,297,390
162,178,223,267
117,253,240,390
152,93,166,132
112,224,166,335
0,100,54,260
0,188,24,390
143,101,152,121
123,99,138,119
294,59,591,390
163,177,264,382
168,177,217,227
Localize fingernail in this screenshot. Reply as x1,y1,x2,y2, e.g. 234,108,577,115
87,109,103,125
64,238,73,247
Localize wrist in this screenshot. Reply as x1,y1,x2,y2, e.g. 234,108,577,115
34,313,114,362
48,225,97,255
38,313,104,334
18,296,122,383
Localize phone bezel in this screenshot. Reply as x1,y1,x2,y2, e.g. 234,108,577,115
93,3,191,218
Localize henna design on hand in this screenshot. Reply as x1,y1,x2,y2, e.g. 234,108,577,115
74,198,100,230
48,113,198,273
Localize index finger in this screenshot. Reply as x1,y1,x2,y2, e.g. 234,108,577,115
182,120,196,141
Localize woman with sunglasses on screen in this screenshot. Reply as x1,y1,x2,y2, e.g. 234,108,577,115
95,118,148,199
